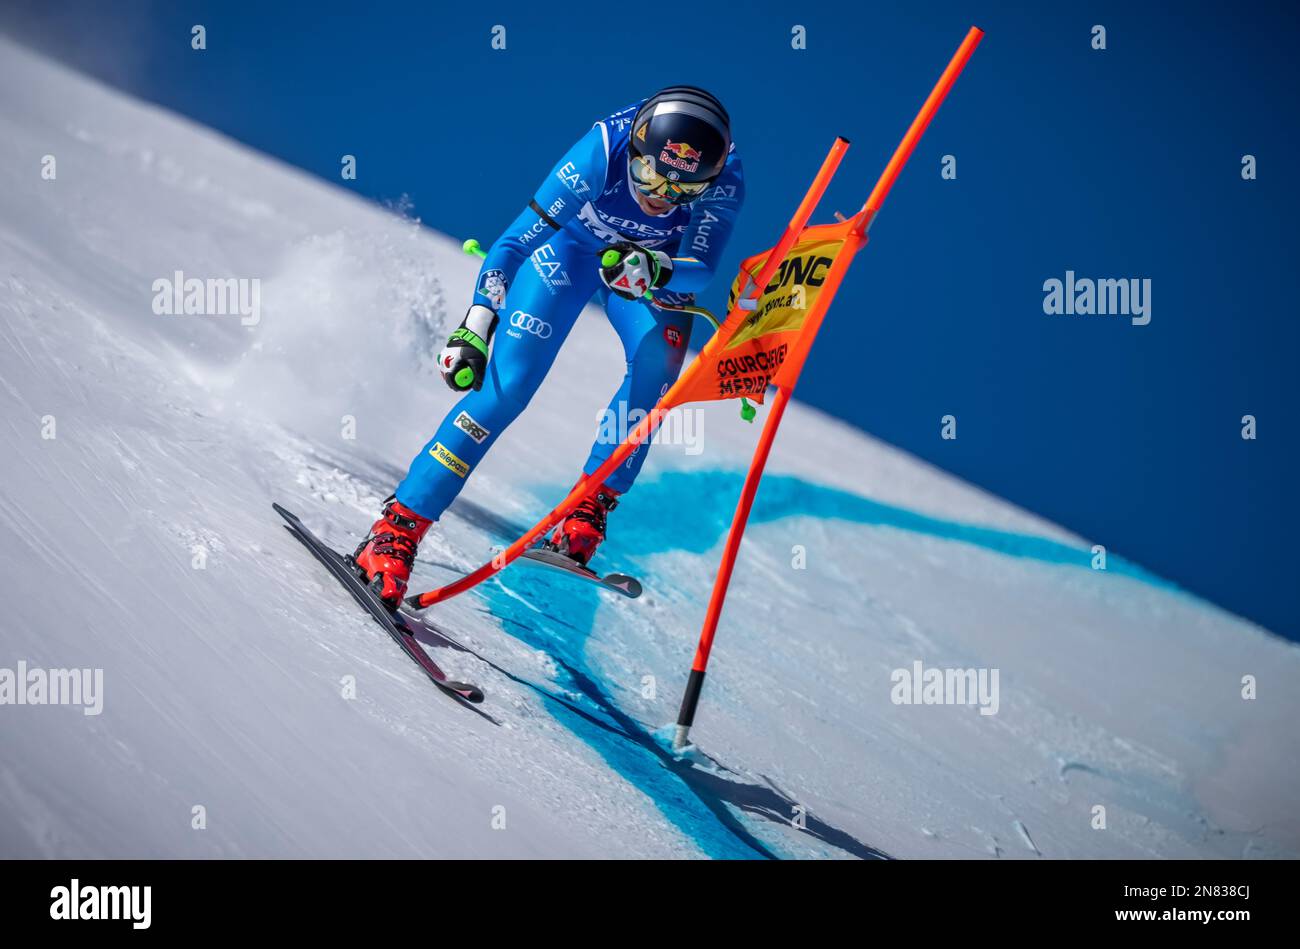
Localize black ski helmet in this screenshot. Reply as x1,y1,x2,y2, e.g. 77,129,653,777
628,85,731,185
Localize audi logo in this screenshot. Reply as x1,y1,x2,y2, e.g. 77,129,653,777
510,310,552,338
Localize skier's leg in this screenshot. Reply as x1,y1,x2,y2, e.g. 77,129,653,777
392,234,598,521
583,291,695,494
544,293,693,564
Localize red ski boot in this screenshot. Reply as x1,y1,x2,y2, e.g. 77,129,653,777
546,482,620,566
351,496,433,607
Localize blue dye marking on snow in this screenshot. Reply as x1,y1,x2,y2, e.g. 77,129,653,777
458,468,1153,859
473,573,783,859
614,469,1172,588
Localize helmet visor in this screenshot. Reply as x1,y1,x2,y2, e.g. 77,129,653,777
629,154,713,205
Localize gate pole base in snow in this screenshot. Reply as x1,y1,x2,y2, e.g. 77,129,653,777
672,668,707,752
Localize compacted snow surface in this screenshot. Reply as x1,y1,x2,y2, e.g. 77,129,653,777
1,37,1297,859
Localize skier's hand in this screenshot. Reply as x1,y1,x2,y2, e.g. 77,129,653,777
439,304,497,392
598,241,673,301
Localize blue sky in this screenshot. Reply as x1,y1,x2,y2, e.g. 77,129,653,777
4,0,1297,639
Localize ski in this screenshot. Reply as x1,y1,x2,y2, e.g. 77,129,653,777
520,546,643,599
273,503,485,705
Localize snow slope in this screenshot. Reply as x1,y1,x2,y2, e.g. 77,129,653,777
1,36,1296,859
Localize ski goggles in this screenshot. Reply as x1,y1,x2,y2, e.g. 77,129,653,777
629,154,714,205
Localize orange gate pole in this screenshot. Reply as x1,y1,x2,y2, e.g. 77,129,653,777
671,225,865,750
671,26,983,751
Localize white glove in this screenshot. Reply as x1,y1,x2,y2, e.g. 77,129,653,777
439,304,497,392
598,241,673,300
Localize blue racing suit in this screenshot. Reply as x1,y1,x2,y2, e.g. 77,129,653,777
395,100,745,521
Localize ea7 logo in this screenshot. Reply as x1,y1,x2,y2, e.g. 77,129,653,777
556,161,591,197
510,310,552,338
454,411,491,444
664,325,683,348
531,243,562,280
530,242,572,292
699,183,738,202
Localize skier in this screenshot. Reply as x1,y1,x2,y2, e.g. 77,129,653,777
353,86,745,606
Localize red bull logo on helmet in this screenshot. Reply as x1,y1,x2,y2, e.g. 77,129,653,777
660,140,703,173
